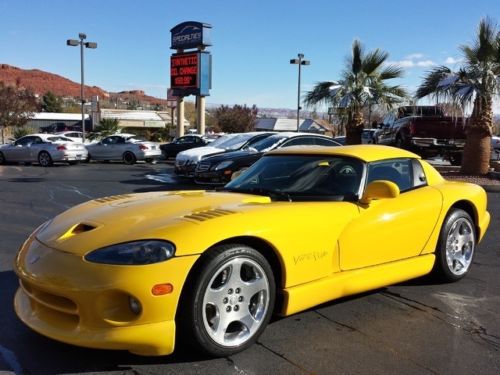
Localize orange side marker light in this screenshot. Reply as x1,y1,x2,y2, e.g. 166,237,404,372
152,283,174,296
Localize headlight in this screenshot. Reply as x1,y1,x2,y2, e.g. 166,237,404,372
84,240,175,265
214,160,233,171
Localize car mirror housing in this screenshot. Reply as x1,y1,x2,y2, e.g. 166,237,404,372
360,180,400,205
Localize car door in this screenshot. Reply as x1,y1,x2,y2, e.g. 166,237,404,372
109,136,128,160
377,114,395,145
338,158,442,270
9,136,37,161
89,136,114,159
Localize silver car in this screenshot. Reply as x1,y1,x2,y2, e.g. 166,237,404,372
0,134,88,167
86,134,161,164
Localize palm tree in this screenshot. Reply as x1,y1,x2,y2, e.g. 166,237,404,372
416,17,499,174
89,118,120,140
305,40,408,144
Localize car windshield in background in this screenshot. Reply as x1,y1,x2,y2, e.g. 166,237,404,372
246,134,288,152
224,154,364,202
217,133,256,150
47,136,72,142
207,134,236,148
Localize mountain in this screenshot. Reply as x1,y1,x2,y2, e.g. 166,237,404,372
0,64,167,106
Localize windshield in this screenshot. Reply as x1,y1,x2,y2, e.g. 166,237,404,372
247,134,288,152
224,155,364,201
208,134,236,148
217,133,257,150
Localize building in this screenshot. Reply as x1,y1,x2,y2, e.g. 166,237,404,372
255,118,336,136
25,112,91,132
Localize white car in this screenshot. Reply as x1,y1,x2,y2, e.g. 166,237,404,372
85,134,161,164
55,131,93,144
0,134,88,166
174,132,274,177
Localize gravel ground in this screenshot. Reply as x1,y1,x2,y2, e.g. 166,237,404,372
435,166,500,187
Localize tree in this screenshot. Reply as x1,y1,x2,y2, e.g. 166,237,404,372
0,82,38,143
305,40,407,144
41,91,63,112
89,118,120,140
214,104,258,133
416,17,499,174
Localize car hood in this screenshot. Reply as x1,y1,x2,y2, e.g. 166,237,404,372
34,191,274,256
202,149,259,163
176,146,225,161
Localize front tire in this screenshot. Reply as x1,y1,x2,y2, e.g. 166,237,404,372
433,209,475,282
38,151,53,167
0,152,5,165
179,244,275,357
123,151,136,165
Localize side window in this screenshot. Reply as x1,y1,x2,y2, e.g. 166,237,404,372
412,159,427,188
367,159,414,192
115,137,126,144
16,136,34,146
313,137,338,146
101,137,113,145
282,137,314,147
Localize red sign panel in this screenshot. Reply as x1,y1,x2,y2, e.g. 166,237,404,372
170,53,198,89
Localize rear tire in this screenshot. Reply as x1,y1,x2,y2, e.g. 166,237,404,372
38,151,53,167
432,209,475,282
123,151,136,165
0,152,5,165
178,244,275,357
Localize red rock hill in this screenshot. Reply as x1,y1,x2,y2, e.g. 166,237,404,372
0,64,167,105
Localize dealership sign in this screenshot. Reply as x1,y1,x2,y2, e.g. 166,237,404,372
170,21,212,50
170,51,211,96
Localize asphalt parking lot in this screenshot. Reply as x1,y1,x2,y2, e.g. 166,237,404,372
0,162,499,375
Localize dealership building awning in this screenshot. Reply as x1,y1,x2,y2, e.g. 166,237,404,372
100,109,167,128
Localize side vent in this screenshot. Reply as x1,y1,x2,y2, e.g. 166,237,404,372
94,194,133,204
183,209,235,222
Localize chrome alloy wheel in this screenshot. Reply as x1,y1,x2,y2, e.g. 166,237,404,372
202,257,270,347
445,218,475,276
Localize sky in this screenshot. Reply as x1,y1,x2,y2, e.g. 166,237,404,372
0,0,499,112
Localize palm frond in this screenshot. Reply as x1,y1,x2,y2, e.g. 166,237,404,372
351,39,364,75
415,66,451,99
379,65,404,80
362,48,389,75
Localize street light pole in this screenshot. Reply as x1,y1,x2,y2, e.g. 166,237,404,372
67,33,97,143
290,53,310,132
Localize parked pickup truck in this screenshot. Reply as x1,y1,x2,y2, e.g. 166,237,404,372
377,106,467,165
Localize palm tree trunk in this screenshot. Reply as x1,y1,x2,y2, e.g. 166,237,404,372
345,111,363,145
461,96,492,175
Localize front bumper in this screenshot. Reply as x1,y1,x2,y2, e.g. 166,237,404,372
194,170,230,185
411,137,465,150
175,163,197,177
14,236,199,356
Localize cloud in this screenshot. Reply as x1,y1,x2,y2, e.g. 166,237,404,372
405,53,424,60
385,53,436,69
445,57,463,64
416,60,437,67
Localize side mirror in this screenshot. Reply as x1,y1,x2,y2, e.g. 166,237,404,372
360,180,400,205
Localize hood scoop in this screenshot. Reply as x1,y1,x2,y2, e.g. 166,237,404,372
57,222,98,241
183,209,235,222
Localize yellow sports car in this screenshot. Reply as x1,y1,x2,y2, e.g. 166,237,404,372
14,145,490,357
